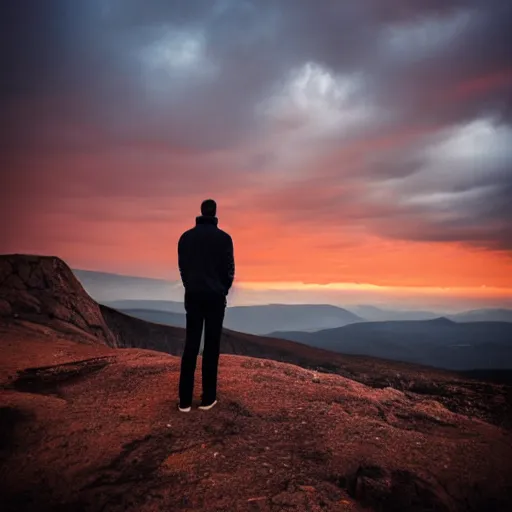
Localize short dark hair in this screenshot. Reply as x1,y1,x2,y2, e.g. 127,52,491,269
201,199,217,217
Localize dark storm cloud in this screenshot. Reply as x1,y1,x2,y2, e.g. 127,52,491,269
383,184,512,251
2,0,510,145
1,0,511,251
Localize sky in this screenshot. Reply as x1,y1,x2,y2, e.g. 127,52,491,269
1,0,511,309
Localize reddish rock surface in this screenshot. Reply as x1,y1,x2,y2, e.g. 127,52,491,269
1,254,512,511
0,254,115,346
1,326,512,511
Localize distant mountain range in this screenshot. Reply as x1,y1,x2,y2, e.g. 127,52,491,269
73,269,183,302
270,318,512,370
449,309,512,323
348,305,512,323
103,298,512,335
226,304,362,334
75,270,512,330
109,302,512,371
348,305,443,321
104,300,362,334
105,299,185,313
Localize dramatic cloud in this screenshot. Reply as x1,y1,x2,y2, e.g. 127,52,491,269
1,0,511,292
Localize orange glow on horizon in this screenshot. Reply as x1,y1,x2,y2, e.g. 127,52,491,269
5,118,511,299
237,281,512,298
29,213,512,295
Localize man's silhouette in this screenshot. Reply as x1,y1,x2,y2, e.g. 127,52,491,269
177,199,235,412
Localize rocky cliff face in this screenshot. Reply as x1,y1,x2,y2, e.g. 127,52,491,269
0,254,116,346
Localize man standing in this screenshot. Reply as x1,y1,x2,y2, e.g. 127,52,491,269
177,199,235,412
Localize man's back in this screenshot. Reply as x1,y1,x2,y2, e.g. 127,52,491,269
178,215,235,297
177,200,235,412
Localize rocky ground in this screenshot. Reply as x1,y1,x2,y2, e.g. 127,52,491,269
1,325,512,512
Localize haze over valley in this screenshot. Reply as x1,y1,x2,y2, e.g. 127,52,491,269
70,269,512,372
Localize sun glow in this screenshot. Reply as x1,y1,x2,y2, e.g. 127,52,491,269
238,281,512,298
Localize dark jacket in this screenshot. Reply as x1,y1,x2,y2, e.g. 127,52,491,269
178,216,235,297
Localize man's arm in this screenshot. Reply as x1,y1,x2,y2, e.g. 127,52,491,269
178,234,188,288
224,235,235,292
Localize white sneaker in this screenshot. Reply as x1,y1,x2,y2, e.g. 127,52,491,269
178,405,191,413
198,400,217,410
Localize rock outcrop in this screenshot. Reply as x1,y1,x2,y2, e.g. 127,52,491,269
0,254,116,345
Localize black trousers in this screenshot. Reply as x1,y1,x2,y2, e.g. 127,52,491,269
178,291,226,407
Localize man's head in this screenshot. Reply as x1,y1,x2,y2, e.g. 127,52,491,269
201,199,217,217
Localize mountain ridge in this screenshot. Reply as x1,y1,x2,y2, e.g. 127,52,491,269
75,269,512,327
102,300,363,334
270,318,512,371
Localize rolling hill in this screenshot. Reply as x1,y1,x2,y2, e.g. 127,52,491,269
449,308,512,323
105,300,363,334
115,308,187,328
102,299,185,313
77,271,512,331
224,303,362,334
347,305,441,321
105,300,512,338
347,305,512,323
104,300,362,334
270,318,512,371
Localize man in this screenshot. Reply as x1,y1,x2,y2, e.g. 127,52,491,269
177,199,235,412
